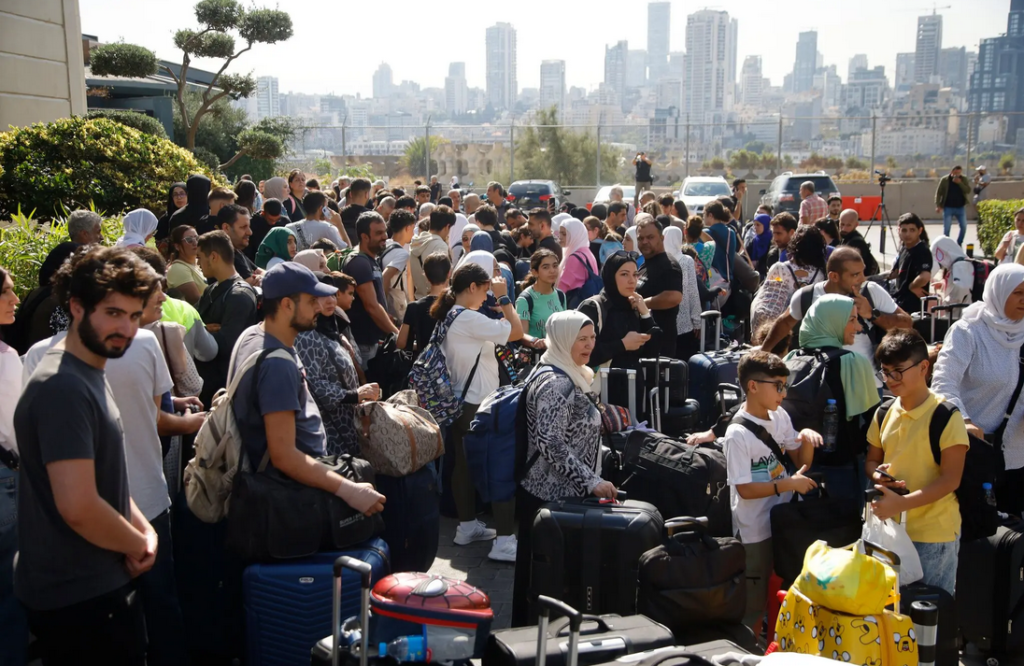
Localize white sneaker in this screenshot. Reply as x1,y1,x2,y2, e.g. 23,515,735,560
453,520,497,546
488,535,518,563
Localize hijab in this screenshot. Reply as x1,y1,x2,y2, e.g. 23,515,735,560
750,213,774,262
706,218,735,277
40,242,79,288
169,174,211,229
598,251,638,312
960,263,1024,349
449,213,470,249
264,177,289,202
117,208,159,247
663,226,685,267
787,294,880,420
931,235,965,272
165,182,187,219
255,227,295,269
458,249,496,274
293,249,326,272
314,272,342,339
560,219,593,278
539,311,596,395
470,230,494,253
623,226,645,268
552,212,573,237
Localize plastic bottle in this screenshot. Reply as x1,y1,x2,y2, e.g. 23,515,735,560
983,482,998,508
822,399,838,453
379,635,428,662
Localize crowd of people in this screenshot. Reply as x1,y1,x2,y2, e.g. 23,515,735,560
0,168,1021,664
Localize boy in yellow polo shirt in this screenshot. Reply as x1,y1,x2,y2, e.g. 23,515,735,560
866,328,969,596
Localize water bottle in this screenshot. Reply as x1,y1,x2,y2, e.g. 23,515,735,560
822,399,838,453
379,635,428,662
983,482,998,508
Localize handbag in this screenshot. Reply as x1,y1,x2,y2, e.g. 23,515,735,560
862,511,923,586
356,390,444,477
225,451,384,561
156,322,203,397
794,540,898,616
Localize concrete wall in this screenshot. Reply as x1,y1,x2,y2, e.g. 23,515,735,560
0,0,87,130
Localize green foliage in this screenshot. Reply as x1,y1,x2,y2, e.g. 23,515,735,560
86,109,167,139
1000,153,1016,174
846,156,868,170
192,147,221,172
194,0,243,30
402,136,447,177
744,141,769,154
0,117,222,220
709,157,725,170
237,8,294,44
190,31,236,59
978,199,1024,257
800,152,843,170
235,129,282,160
89,42,158,78
514,108,619,184
0,210,124,299
339,164,379,181
174,91,247,161
217,73,257,99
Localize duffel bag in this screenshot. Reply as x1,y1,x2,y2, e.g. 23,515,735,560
356,390,444,477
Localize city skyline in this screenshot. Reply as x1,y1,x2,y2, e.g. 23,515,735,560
80,0,1012,98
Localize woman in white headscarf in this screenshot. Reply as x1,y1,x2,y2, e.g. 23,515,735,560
292,249,328,273
511,310,616,626
623,224,645,268
933,264,1024,512
263,177,289,204
448,214,471,263
557,219,598,295
664,226,703,358
931,235,974,305
116,209,159,248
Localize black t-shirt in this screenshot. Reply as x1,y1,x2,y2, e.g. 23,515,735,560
538,235,563,262
194,214,216,236
247,213,281,261
341,204,370,247
637,252,684,350
344,252,388,345
234,249,257,280
635,159,652,182
894,241,932,313
944,177,967,208
402,295,438,353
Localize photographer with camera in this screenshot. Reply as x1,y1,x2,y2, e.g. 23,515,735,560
935,165,971,246
633,152,654,210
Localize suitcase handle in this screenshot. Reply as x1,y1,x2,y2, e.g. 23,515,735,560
547,614,615,637
581,491,627,506
332,557,373,666
536,596,582,666
665,516,709,534
919,295,939,316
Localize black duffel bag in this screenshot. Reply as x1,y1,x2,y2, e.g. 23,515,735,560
226,452,384,561
637,517,746,640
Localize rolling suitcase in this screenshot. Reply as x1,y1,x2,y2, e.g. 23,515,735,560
601,431,632,487
688,312,745,428
310,556,374,666
911,295,939,343
601,367,639,426
956,520,1024,664
900,583,957,666
484,595,675,666
643,357,701,436
245,538,389,666
374,466,440,573
528,495,663,620
594,640,751,665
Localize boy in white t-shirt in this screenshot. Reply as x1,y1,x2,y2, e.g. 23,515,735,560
725,350,821,631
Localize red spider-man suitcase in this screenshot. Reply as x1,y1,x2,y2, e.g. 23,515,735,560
368,572,494,661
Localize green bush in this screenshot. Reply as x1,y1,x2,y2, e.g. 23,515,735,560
0,116,224,220
978,199,1024,257
87,109,168,139
0,210,123,299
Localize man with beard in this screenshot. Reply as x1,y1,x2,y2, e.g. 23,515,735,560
228,262,386,514
837,209,879,276
342,212,399,368
13,246,159,662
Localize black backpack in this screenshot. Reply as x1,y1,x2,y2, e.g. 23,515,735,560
874,398,998,543
950,257,994,303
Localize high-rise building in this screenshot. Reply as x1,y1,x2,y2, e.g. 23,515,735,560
915,14,943,83
740,56,764,107
895,52,916,97
813,65,843,109
627,50,648,88
604,40,629,109
792,31,818,93
445,62,468,115
647,2,671,83
968,0,1024,142
848,54,869,79
256,75,279,119
938,46,969,91
485,22,517,110
683,10,738,123
372,63,393,99
539,60,566,112
843,66,888,109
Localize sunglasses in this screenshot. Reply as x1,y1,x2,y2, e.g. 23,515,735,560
182,236,199,245
612,250,641,261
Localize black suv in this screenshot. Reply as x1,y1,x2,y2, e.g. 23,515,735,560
507,180,571,211
759,172,841,216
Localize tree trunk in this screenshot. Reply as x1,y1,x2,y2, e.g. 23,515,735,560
218,148,248,171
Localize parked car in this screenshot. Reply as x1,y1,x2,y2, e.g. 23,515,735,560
675,176,732,215
592,185,636,207
507,180,571,212
759,172,841,217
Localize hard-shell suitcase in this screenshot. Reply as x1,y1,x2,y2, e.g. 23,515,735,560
310,556,375,666
956,520,1024,663
601,367,639,425
689,312,744,428
601,431,632,487
643,357,701,436
900,583,957,666
592,640,752,665
484,596,675,666
529,495,663,620
244,538,389,666
374,466,440,573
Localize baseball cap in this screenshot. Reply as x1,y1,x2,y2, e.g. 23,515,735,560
262,262,337,299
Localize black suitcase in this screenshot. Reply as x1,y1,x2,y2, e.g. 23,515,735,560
592,640,753,665
618,431,732,538
636,517,745,641
957,521,1024,663
643,357,701,436
688,312,745,428
374,466,440,573
900,583,957,666
484,595,675,666
529,495,663,620
601,431,632,487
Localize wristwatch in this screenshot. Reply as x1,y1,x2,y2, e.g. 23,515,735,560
497,296,512,306
870,308,881,321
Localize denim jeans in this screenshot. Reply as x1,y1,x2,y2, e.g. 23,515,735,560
943,207,967,245
138,510,188,666
913,537,960,596
0,466,28,666
813,454,868,502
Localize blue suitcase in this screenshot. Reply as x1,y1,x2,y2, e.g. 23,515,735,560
375,465,441,574
244,538,390,666
688,312,745,428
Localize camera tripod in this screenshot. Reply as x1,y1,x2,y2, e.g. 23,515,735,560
862,172,900,261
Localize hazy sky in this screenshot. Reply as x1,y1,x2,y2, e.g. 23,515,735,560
80,0,1014,97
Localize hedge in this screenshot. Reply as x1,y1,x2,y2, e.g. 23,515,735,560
86,109,168,139
978,199,1024,257
0,116,224,220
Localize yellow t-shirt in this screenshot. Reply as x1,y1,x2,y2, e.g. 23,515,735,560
167,260,208,295
867,391,969,543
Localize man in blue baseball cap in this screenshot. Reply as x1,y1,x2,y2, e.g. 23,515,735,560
227,261,385,516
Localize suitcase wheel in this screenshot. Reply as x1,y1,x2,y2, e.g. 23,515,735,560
986,659,999,666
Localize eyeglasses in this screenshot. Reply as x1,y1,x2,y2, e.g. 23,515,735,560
182,236,199,245
752,379,788,394
876,359,924,383
173,191,188,199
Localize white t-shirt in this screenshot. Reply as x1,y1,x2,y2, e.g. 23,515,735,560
441,307,511,405
286,219,347,251
0,342,23,454
381,240,411,321
25,330,174,520
789,281,897,388
1001,231,1024,265
725,407,802,544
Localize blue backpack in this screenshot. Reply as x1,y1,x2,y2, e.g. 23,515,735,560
565,253,603,309
409,307,481,427
463,365,565,503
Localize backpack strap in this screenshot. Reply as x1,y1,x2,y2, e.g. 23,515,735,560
797,284,815,317
571,251,597,280
556,289,567,310
993,345,1024,446
524,291,535,320
731,414,796,475
927,402,959,466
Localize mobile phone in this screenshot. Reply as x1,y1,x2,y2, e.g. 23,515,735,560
322,206,331,218
875,468,897,482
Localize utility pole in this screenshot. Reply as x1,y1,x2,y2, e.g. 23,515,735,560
596,115,602,189
685,114,690,179
870,112,877,174
341,115,347,171
777,112,783,173
966,112,974,169
424,116,431,180
510,116,515,185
